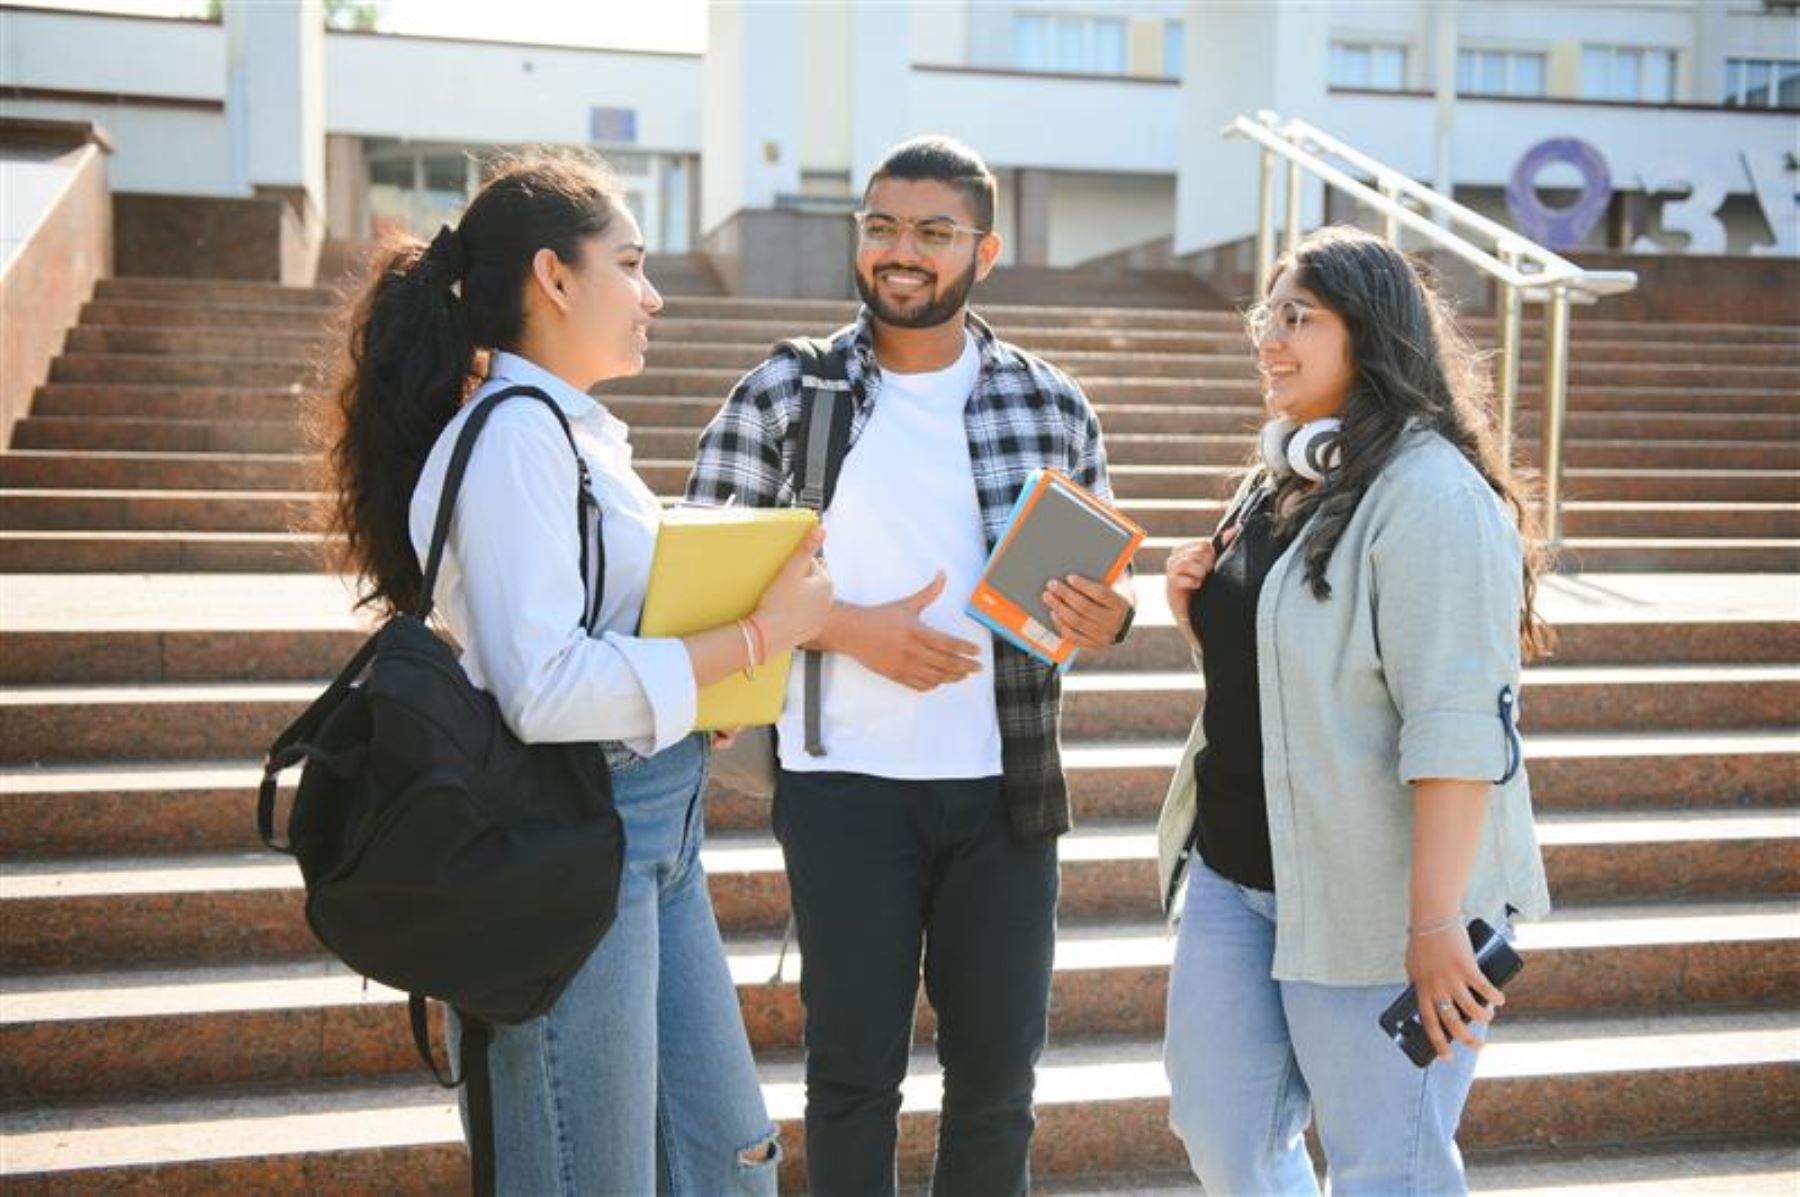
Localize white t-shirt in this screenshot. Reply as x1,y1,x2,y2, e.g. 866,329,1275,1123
776,331,1003,779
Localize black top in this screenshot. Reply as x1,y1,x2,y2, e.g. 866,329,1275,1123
1188,486,1297,892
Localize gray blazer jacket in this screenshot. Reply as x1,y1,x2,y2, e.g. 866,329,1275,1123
1155,427,1552,985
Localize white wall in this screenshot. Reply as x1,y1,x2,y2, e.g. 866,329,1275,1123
1174,0,1331,253
324,32,701,151
1048,172,1175,266
0,8,221,98
907,69,1178,173
1320,89,1799,194
911,2,969,68
0,99,232,196
964,2,1185,71
799,2,852,176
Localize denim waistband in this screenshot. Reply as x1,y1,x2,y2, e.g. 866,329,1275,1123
599,740,642,771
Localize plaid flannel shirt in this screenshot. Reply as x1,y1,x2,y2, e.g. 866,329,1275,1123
684,308,1115,840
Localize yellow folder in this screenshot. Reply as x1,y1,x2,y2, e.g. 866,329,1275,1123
638,506,820,730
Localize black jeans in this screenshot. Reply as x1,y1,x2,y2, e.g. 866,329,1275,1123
773,769,1059,1197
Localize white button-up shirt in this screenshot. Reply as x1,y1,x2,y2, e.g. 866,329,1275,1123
408,351,696,756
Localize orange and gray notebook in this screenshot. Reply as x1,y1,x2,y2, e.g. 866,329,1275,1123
966,470,1144,672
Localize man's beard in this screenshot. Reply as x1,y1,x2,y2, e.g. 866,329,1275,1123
855,257,979,329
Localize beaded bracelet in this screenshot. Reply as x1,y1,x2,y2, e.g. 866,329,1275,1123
1408,915,1462,939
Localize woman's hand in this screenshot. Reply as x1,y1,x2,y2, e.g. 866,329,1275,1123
1405,925,1506,1060
1164,527,1237,650
712,727,742,750
753,528,833,652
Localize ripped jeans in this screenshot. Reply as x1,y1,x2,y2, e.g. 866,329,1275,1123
448,733,779,1196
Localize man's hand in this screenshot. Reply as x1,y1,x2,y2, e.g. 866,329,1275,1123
834,571,983,692
1044,574,1132,651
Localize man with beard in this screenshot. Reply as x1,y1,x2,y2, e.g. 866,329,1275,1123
686,135,1132,1196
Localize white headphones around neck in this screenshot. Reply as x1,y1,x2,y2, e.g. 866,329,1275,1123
1259,417,1344,482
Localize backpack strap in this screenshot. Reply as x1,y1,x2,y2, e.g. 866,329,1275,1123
777,337,852,758
409,995,497,1197
418,385,604,631
259,386,604,848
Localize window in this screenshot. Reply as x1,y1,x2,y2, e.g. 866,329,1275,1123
1725,57,1800,108
1457,48,1548,97
1582,46,1677,103
1164,20,1183,79
1330,41,1407,90
1012,11,1128,74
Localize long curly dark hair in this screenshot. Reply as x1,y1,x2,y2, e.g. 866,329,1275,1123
309,152,623,617
1252,226,1553,660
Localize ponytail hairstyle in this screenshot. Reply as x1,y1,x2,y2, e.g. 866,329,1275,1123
311,150,625,617
1252,226,1554,660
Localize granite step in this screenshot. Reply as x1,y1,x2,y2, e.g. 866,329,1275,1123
5,729,1792,860
1114,498,1800,541
61,311,1800,367
46,354,1800,403
92,278,337,308
1135,535,1800,575
2,451,1796,506
1054,1141,1800,1196
49,353,316,389
75,284,1794,341
9,420,1797,483
5,529,1796,575
63,326,326,360
1,1009,1793,1195
1057,664,1800,740
5,901,1793,1104
3,662,1791,766
6,813,1793,970
1104,434,1797,471
7,601,1793,688
7,489,1796,544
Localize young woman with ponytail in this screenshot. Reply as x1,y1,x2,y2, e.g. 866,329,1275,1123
1154,226,1552,1194
314,152,828,1194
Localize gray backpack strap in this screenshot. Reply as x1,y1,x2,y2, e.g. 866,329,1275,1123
778,337,851,758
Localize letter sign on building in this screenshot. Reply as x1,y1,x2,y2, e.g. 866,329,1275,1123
1505,137,1614,250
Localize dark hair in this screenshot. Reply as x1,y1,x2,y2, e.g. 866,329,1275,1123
866,134,998,231
311,151,624,616
1255,226,1553,660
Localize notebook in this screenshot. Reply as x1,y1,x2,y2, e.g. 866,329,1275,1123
967,470,1144,672
638,506,820,730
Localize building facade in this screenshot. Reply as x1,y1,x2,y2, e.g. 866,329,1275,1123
1,1,1794,271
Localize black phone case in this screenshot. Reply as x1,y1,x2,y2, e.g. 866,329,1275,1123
1379,918,1524,1068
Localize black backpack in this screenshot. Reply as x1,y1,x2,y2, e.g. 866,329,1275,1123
257,384,624,1196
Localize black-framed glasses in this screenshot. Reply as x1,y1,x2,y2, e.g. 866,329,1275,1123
1244,298,1322,345
852,210,990,252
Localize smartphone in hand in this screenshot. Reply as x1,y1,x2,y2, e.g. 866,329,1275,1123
1378,918,1524,1068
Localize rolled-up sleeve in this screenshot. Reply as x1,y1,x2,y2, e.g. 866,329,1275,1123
1371,480,1524,785
445,405,698,753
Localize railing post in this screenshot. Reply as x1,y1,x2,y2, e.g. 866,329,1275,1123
1541,285,1572,546
1284,156,1303,253
1378,178,1400,244
1496,246,1523,460
1256,147,1275,298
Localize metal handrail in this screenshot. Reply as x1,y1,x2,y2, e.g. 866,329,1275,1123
1226,110,1639,546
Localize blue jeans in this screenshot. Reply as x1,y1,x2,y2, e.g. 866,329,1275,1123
448,734,779,1197
1163,861,1483,1196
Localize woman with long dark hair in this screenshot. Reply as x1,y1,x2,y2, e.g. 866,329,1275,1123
1155,226,1552,1194
314,151,830,1194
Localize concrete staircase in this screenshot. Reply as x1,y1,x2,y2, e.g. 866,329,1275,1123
1,275,1796,1194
